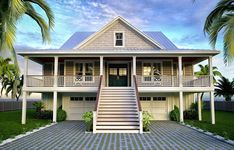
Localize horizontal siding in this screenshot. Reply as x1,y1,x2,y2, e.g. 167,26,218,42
43,64,53,76
136,61,142,75
184,63,193,76
94,61,100,76
162,61,172,75
65,61,74,75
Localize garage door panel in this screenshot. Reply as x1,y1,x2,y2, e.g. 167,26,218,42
141,100,168,120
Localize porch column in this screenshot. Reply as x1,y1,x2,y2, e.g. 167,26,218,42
100,56,103,75
178,56,183,88
53,91,57,122
209,56,215,124
132,56,136,75
22,56,28,124
54,56,58,87
179,91,184,122
197,93,202,121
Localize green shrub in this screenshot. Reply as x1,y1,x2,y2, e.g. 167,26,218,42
33,101,44,113
36,110,53,119
57,109,67,122
190,102,205,111
82,111,93,132
183,110,198,120
143,111,153,132
169,105,180,122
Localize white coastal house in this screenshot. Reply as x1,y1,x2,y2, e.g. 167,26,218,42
18,16,218,133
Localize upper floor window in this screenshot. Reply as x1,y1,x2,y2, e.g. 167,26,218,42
114,32,124,47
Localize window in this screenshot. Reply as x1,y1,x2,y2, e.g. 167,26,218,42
115,32,124,47
75,62,94,82
140,97,151,101
85,97,96,101
153,97,166,101
143,62,161,82
70,97,83,101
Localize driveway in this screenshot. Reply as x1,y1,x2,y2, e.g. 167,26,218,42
0,121,233,150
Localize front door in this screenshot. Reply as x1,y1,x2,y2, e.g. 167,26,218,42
109,64,128,87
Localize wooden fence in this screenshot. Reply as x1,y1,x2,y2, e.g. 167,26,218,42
204,101,234,112
0,100,37,112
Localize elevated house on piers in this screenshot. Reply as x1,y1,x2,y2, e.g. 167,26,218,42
18,16,218,133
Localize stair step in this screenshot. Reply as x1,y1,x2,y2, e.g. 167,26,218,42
98,112,138,115
98,109,137,112
95,130,139,133
97,118,138,122
97,122,139,125
96,126,139,129
99,100,136,105
99,105,137,108
98,114,138,118
101,95,135,97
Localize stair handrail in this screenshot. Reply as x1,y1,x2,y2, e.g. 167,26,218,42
94,75,103,111
133,75,142,111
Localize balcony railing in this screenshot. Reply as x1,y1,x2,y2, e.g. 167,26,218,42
57,75,100,87
26,75,100,87
136,75,210,87
27,75,54,87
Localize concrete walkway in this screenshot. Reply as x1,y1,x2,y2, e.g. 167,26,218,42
1,121,233,150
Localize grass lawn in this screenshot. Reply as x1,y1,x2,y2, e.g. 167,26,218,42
0,109,51,142
185,110,234,140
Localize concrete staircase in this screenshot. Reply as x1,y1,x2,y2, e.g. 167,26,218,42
95,87,140,133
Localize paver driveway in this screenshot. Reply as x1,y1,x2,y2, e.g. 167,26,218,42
1,121,233,150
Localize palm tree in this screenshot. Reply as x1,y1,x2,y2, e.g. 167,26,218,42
0,0,54,71
195,64,222,101
204,0,234,64
215,77,234,101
1,73,24,101
0,57,15,81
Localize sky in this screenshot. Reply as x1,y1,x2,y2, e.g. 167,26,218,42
14,0,234,79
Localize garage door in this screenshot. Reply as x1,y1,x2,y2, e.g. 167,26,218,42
63,96,95,120
141,97,168,120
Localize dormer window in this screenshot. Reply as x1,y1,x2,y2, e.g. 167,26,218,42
114,32,124,47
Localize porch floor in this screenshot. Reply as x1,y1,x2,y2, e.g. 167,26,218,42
1,121,233,150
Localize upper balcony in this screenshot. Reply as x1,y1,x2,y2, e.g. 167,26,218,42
25,75,211,92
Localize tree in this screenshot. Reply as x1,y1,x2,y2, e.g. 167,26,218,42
1,74,23,101
0,0,54,70
215,77,234,101
0,57,15,80
204,0,234,64
195,64,222,101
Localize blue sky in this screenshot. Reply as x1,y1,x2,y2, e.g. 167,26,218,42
15,0,234,79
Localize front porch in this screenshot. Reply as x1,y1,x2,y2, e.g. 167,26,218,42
21,55,216,128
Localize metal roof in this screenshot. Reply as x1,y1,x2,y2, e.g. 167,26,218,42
17,49,219,56
60,31,178,49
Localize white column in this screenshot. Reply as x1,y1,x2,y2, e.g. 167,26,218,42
53,91,57,122
210,91,215,124
21,91,27,124
22,56,28,124
133,56,136,75
93,111,97,134
208,56,215,124
179,91,184,122
208,56,213,87
54,56,58,87
197,93,202,121
139,111,143,134
100,56,103,75
178,56,183,88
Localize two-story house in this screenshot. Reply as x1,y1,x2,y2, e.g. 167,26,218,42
18,16,218,133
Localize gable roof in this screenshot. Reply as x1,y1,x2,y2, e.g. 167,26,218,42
60,31,178,49
72,16,165,49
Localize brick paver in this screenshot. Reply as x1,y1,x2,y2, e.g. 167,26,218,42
1,121,233,150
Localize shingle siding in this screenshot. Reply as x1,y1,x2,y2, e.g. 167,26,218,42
81,21,157,50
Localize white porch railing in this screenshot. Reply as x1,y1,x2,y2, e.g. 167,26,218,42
58,75,100,87
27,75,54,87
136,75,179,87
136,75,210,87
182,75,210,87
26,75,100,87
